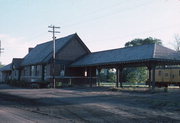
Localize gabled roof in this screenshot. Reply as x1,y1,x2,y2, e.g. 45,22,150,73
0,64,12,71
71,44,180,67
21,33,90,66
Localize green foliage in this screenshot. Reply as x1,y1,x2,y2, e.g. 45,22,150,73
0,62,4,68
124,37,161,83
99,69,116,82
125,67,148,83
56,82,62,88
125,37,162,47
108,72,116,82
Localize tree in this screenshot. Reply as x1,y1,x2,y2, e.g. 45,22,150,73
124,37,162,84
125,37,162,47
0,62,4,68
174,34,180,51
125,67,148,83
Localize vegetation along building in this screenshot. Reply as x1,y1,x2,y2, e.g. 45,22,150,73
1,33,180,89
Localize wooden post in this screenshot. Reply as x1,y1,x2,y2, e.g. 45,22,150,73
89,67,92,88
119,67,123,88
97,68,101,87
147,66,152,88
41,65,45,81
152,65,156,91
106,69,109,82
18,69,21,81
116,67,119,88
69,78,72,86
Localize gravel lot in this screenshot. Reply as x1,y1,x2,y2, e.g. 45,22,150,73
0,84,179,123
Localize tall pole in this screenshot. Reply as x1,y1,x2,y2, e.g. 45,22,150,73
0,40,4,65
0,40,4,57
48,25,60,88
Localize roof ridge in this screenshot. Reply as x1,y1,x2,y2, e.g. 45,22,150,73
152,43,156,58
91,43,155,54
36,33,77,46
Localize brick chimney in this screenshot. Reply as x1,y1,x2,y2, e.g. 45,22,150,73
28,48,33,53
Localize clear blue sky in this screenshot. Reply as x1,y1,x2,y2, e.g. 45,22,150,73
0,0,180,64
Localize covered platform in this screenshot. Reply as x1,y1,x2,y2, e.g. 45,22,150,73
71,44,180,90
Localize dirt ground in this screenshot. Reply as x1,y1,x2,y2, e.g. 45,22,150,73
0,84,179,123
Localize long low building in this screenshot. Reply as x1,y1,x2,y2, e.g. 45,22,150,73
1,33,180,88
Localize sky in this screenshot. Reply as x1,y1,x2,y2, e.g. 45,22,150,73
0,0,180,65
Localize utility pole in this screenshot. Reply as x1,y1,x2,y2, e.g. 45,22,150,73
0,40,4,65
0,40,4,56
48,25,60,88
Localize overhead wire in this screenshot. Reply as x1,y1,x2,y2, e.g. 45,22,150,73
25,0,177,46
61,0,155,28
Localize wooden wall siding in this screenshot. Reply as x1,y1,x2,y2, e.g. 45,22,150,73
87,67,96,77
48,63,59,76
37,65,42,76
47,64,65,76
68,67,85,76
30,65,43,77
0,72,2,82
68,67,96,77
11,70,20,80
1,72,11,82
53,64,61,76
44,64,59,80
24,66,31,76
56,39,88,61
20,65,45,82
45,64,51,76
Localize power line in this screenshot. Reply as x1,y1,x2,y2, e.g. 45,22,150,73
62,0,154,28
48,25,60,89
19,0,154,46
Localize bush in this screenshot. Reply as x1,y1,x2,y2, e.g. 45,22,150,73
56,82,62,88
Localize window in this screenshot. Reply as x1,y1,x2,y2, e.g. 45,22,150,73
44,65,47,77
60,64,65,76
24,67,27,76
158,71,161,76
31,66,37,76
36,65,40,76
14,71,16,76
165,73,168,77
179,70,180,76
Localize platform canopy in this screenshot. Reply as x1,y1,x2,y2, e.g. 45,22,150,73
71,44,180,68
71,44,180,89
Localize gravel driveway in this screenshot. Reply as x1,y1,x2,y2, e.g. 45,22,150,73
0,84,179,123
